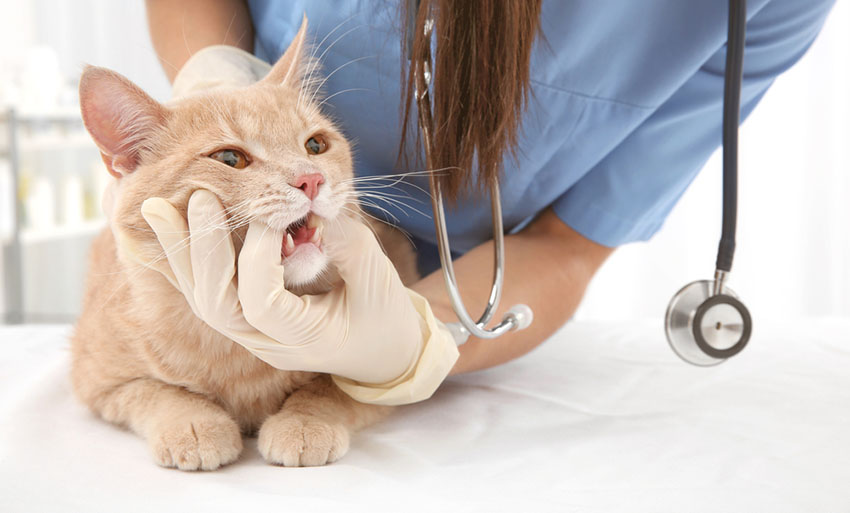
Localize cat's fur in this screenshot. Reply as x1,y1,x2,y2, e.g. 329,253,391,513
71,19,417,470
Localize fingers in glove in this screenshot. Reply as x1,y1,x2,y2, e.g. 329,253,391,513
186,190,241,321
141,197,195,297
327,215,403,296
238,221,310,330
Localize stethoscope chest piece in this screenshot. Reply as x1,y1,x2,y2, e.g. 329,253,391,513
665,0,753,366
665,280,752,366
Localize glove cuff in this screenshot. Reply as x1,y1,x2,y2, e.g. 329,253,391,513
172,45,272,100
332,290,460,406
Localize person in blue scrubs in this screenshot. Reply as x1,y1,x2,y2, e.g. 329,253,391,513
146,0,835,375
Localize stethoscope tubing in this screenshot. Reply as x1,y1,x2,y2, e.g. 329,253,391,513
411,2,523,339
407,0,750,348
718,0,747,274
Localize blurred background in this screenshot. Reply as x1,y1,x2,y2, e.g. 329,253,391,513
0,1,847,325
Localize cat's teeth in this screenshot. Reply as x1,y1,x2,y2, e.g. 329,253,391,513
284,233,295,256
307,214,323,230
310,223,323,244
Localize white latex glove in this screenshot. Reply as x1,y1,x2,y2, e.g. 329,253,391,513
137,190,459,406
172,45,272,98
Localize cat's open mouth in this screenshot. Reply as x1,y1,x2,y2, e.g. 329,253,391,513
282,212,324,259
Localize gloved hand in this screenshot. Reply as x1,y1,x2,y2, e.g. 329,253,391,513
137,190,459,405
171,45,273,98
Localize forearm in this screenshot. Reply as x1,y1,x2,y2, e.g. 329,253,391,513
145,0,254,82
411,208,614,375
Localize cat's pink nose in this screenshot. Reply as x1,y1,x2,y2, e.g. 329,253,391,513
290,173,325,200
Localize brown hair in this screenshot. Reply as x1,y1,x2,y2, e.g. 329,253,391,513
400,0,543,200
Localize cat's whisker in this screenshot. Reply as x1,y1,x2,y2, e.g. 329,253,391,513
350,198,394,220
297,59,321,111
358,189,427,206
338,183,420,199
108,221,157,234
340,168,454,183
340,167,459,197
198,229,240,269
92,237,192,278
352,180,434,197
250,223,274,261
233,28,249,50
131,41,179,74
225,207,253,222
329,213,351,245
298,12,361,109
353,189,426,205
358,195,431,219
339,205,375,226
340,205,417,248
338,188,432,220
225,196,291,229
307,55,375,107
317,88,374,107
353,182,429,196
299,24,364,109
224,201,257,220
222,10,238,44
96,196,261,295
94,198,249,278
341,190,418,214
181,11,193,59
354,198,401,224
92,242,186,314
346,208,389,254
224,206,259,229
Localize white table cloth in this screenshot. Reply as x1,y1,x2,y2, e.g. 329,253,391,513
1,319,848,512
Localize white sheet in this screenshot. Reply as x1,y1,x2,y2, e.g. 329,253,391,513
1,318,849,512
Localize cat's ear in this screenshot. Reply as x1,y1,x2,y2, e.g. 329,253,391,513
79,66,166,178
262,14,310,88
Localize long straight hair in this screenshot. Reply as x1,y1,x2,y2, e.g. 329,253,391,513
400,0,543,200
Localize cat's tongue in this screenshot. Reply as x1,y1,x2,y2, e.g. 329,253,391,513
282,213,324,258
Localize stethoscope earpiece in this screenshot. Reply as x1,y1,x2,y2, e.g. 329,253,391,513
665,278,752,366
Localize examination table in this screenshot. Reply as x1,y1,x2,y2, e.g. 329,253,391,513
1,319,848,512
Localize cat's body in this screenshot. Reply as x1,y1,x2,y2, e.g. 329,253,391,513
70,19,418,469
72,219,414,469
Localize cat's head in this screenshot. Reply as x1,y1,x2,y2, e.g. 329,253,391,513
79,18,355,289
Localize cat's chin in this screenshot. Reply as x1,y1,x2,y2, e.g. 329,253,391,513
282,244,330,289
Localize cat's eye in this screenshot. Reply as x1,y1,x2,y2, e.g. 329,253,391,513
305,134,329,155
209,149,249,169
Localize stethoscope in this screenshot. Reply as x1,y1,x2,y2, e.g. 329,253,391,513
409,0,752,365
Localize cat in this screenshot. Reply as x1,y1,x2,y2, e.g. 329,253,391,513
70,18,418,470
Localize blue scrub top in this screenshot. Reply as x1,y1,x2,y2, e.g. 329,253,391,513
248,0,833,274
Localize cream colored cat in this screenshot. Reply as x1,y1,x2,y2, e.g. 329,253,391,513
71,21,417,470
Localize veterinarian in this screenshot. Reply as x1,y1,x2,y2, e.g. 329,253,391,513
139,0,834,404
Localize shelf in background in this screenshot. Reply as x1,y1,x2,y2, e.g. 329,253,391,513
4,107,84,124
17,133,96,153
19,219,106,244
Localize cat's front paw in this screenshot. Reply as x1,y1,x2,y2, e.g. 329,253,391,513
258,413,350,467
149,413,243,471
